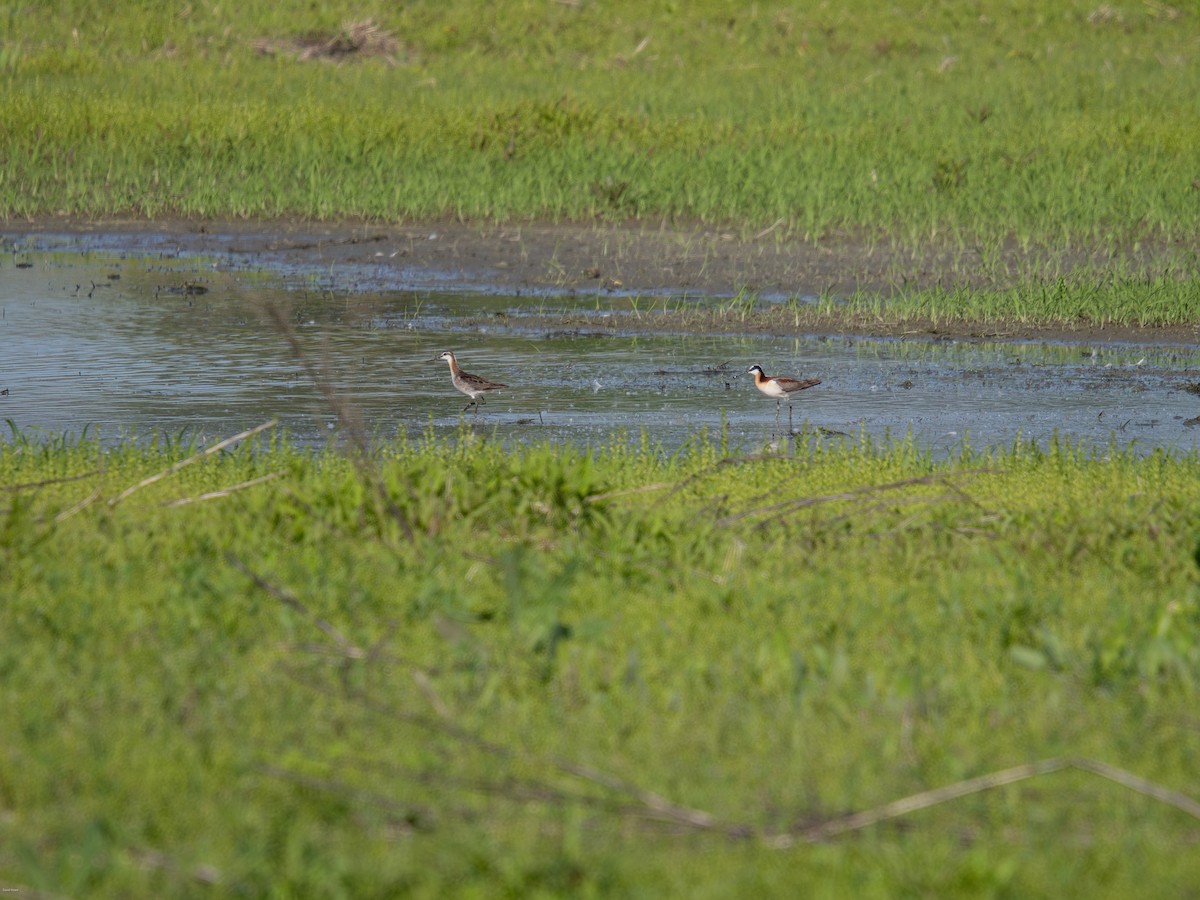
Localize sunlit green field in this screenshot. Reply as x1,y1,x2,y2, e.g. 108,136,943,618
5,1,1200,326
609,273,1200,330
2,428,1199,897
3,0,1199,248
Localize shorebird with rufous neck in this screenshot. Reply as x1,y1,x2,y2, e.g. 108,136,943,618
432,350,508,415
746,363,820,435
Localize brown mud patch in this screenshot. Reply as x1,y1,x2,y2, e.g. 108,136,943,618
5,216,1199,346
251,19,408,64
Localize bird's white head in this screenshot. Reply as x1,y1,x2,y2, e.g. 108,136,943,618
433,350,456,365
745,364,764,376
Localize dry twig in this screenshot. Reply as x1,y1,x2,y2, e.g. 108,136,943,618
227,553,365,659
258,298,415,541
3,470,99,492
53,485,104,523
236,542,1200,848
770,756,1200,846
716,469,991,530
107,419,278,509
162,471,285,507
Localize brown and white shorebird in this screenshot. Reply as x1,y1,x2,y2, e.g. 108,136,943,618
746,363,821,434
432,350,508,415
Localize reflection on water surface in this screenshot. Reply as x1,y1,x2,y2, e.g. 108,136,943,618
2,231,1199,455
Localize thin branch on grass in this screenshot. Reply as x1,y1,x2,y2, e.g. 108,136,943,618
237,561,1200,847
2,470,99,492
162,471,285,507
934,473,991,510
772,756,1200,846
260,764,437,833
778,758,1073,845
660,452,778,501
544,753,1198,840
107,419,278,509
281,641,369,660
755,218,786,240
811,495,1001,543
815,490,977,538
411,668,452,720
716,472,942,527
259,301,369,458
283,655,1200,844
281,616,722,830
263,692,1200,846
716,469,991,530
258,297,415,542
1070,756,1200,820
264,756,732,833
277,754,735,833
53,485,104,523
275,674,755,839
227,553,365,659
550,757,738,835
128,847,223,887
292,676,1200,844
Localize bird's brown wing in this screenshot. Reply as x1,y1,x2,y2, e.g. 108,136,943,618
776,377,821,394
459,371,508,391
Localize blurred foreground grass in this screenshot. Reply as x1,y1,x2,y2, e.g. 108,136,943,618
2,427,1199,896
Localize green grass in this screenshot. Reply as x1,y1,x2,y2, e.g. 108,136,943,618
561,269,1200,332
2,427,1199,896
825,270,1200,328
5,7,1200,895
2,0,1199,248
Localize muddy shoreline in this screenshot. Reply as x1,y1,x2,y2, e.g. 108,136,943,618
4,216,1198,346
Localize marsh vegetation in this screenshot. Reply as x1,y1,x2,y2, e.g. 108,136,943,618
3,427,1200,896
4,1,1198,244
3,1,1200,896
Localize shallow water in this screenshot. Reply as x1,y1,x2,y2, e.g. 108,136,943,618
3,231,1200,455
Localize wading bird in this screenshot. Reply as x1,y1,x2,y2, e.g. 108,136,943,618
432,350,508,415
745,363,821,435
